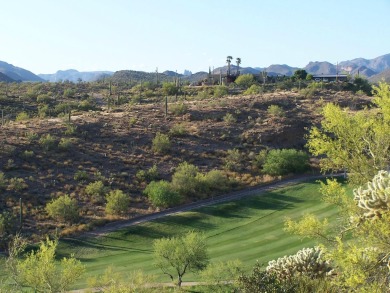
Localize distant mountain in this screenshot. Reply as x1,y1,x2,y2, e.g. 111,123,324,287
304,61,336,75
339,53,390,74
369,68,390,83
266,64,298,76
0,72,14,82
39,69,114,82
0,61,44,82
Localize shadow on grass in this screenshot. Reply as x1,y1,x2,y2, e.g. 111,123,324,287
198,191,303,218
58,189,305,259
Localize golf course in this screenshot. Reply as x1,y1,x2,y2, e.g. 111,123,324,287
57,178,345,289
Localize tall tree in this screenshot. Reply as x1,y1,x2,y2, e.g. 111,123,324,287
236,57,241,75
226,56,233,76
153,231,208,287
5,236,85,292
307,82,390,185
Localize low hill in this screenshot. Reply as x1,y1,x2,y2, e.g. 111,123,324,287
39,69,114,82
0,87,371,239
0,60,44,82
111,69,208,84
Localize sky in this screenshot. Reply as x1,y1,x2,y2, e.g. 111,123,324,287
1,0,390,75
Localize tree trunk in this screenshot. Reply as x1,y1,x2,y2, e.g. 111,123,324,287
177,276,182,287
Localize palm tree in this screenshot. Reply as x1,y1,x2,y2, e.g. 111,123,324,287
236,57,241,76
226,56,233,76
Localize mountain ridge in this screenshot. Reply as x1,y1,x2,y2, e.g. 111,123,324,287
38,69,114,82
2,52,390,83
0,61,44,82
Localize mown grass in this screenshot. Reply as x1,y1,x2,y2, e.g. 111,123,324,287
57,179,346,289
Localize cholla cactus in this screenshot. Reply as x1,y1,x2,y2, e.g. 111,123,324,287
266,247,333,280
353,170,390,219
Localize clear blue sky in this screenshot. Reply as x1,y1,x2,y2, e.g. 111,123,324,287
2,0,390,74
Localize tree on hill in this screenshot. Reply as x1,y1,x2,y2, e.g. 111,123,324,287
236,57,241,75
226,56,233,75
153,231,208,287
293,69,308,81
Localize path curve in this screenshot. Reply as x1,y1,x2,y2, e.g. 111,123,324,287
79,173,342,238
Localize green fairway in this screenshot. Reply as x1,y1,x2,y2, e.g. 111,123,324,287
58,179,343,289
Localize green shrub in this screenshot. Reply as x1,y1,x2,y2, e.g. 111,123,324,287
46,195,79,223
63,88,76,98
36,94,52,104
129,117,137,127
58,137,73,151
54,102,75,115
143,180,181,208
25,131,38,141
213,85,229,98
170,103,188,115
38,105,49,118
15,112,29,122
235,74,255,89
169,123,187,137
135,165,159,182
39,134,56,151
197,88,211,99
0,211,15,243
8,177,28,191
197,170,229,196
64,123,78,135
262,149,309,176
244,84,262,95
267,105,285,118
171,162,199,197
0,172,7,190
74,170,89,182
22,150,34,159
105,189,130,216
223,113,237,124
253,149,268,169
130,95,142,104
85,181,108,203
224,149,243,171
78,99,96,111
152,132,171,154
